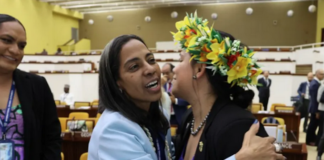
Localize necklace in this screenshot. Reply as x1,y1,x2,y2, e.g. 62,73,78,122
143,127,172,160
191,112,210,136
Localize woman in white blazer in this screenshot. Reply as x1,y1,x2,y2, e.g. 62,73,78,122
88,34,283,160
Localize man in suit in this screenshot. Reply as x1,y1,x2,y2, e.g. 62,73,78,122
161,63,189,126
257,71,271,111
306,69,324,146
297,72,314,132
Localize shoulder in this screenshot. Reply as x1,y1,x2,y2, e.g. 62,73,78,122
206,103,258,136
16,69,45,81
15,69,48,89
89,110,155,159
217,103,255,121
92,109,147,141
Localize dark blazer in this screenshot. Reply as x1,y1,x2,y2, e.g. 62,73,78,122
257,78,271,97
175,98,268,160
309,79,321,113
297,82,308,98
163,83,189,125
14,69,61,160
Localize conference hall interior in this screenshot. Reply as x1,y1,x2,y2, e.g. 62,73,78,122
1,0,324,159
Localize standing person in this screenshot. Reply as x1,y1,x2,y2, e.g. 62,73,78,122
88,34,285,160
0,14,61,160
161,63,189,126
59,84,74,107
171,12,285,160
306,69,324,146
257,71,271,111
297,72,314,132
316,80,324,160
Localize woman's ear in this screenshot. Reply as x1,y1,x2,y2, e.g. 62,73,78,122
195,63,206,79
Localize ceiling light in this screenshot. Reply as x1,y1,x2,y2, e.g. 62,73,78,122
171,11,178,18
88,19,94,25
246,7,253,15
211,13,218,20
308,4,316,13
287,10,294,17
107,15,113,21
145,16,151,22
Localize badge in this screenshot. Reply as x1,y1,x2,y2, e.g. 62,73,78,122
0,140,14,160
199,141,203,152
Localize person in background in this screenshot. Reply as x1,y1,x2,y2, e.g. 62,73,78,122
55,48,63,55
60,84,74,107
161,63,189,126
88,34,284,160
40,49,48,55
0,14,61,160
161,75,172,119
306,69,324,146
317,80,324,160
297,72,314,132
257,71,271,111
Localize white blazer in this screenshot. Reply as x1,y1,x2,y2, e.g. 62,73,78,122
88,107,173,160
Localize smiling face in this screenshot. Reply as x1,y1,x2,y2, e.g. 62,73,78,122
117,39,161,109
0,21,26,74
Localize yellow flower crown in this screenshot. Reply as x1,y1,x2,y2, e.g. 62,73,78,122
171,11,262,87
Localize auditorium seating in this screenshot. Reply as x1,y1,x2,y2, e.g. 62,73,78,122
80,153,88,160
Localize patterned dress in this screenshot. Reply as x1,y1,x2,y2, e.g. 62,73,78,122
0,104,24,160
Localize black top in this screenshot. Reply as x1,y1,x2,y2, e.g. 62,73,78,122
174,98,268,160
13,69,61,160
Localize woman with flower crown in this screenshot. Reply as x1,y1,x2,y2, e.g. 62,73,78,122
88,30,285,160
170,12,286,160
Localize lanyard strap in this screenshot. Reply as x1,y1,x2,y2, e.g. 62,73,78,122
155,139,161,160
0,81,15,139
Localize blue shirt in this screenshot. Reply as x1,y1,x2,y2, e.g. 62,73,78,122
226,155,236,160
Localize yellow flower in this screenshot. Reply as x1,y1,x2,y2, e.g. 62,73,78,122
175,16,191,31
227,57,251,83
206,41,225,64
250,68,263,85
171,31,184,41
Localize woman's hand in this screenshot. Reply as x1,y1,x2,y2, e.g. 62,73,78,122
235,121,286,160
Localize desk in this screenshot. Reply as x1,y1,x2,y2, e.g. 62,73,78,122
61,132,91,160
57,107,98,117
61,133,307,160
253,112,300,142
281,143,308,160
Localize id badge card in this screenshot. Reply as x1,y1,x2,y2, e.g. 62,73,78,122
0,140,14,160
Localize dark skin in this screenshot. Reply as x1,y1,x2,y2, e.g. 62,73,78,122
64,88,69,94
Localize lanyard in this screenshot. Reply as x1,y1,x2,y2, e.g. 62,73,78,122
156,139,161,160
153,132,166,160
0,81,15,140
